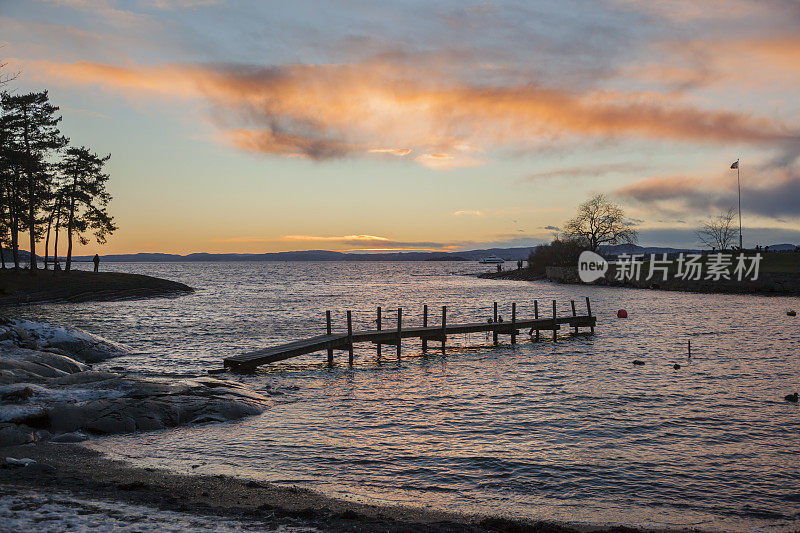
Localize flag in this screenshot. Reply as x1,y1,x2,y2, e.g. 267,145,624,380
730,160,739,169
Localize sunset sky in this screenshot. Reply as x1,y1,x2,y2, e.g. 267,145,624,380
2,0,799,254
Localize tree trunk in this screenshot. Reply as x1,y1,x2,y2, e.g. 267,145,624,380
22,106,37,272
65,176,77,272
10,173,20,270
43,194,60,270
0,189,7,269
53,208,61,273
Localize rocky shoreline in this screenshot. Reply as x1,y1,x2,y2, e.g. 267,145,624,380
0,269,194,305
0,315,270,446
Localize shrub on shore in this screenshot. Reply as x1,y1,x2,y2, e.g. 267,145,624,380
527,238,585,276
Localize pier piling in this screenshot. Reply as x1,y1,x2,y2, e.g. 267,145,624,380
511,302,517,345
422,305,428,351
585,297,594,333
493,302,498,345
376,307,382,358
347,311,354,365
397,308,403,358
571,300,578,333
326,310,333,366
441,305,447,354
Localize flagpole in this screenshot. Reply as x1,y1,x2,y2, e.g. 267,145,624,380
737,158,742,249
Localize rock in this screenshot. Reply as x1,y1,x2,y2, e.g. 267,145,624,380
673,363,681,369
632,360,645,365
35,429,52,441
51,431,88,443
0,385,34,402
0,423,35,446
785,392,798,403
11,327,31,342
5,457,36,466
9,320,128,363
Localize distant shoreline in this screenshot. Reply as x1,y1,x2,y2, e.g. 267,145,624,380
479,267,800,296
0,270,193,305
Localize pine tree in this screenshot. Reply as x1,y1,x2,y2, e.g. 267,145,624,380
60,146,116,271
1,91,67,272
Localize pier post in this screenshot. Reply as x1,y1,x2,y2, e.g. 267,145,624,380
571,300,578,334
347,311,354,365
422,304,428,351
493,302,498,346
376,306,382,359
326,310,333,366
534,300,540,340
397,308,402,358
511,302,517,345
552,300,557,341
441,306,447,354
585,297,594,333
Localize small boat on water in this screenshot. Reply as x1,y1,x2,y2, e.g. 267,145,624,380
478,256,505,264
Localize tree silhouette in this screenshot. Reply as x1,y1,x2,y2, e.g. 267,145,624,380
1,91,67,272
563,194,638,252
696,207,737,251
60,146,116,271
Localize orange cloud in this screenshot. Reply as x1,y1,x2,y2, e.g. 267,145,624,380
283,235,390,242
23,58,798,166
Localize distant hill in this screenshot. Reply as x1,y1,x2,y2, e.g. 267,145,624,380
70,247,538,262
3,242,794,265
766,244,798,252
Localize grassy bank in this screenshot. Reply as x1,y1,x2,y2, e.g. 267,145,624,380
0,269,193,305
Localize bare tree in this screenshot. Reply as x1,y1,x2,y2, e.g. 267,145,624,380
696,207,737,251
563,194,639,252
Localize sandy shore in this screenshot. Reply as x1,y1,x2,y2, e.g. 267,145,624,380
0,269,193,305
0,443,666,533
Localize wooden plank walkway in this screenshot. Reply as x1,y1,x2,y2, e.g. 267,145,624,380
221,298,596,372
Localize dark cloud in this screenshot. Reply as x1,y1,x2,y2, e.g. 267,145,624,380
617,168,800,218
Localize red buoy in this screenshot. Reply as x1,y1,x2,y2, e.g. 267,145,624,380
617,309,628,318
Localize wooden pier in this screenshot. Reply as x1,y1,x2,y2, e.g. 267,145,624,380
222,298,596,372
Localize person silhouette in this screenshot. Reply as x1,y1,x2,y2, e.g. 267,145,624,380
92,254,100,273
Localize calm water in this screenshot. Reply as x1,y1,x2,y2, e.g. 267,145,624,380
15,262,800,531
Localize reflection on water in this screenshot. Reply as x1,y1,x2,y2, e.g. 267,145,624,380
15,262,800,531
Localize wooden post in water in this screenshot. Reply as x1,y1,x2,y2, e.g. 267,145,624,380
571,300,578,334
347,311,354,365
534,300,540,340
376,307,382,358
552,300,557,341
585,297,594,333
396,308,402,358
422,304,428,351
326,310,333,365
511,302,517,345
493,302,498,346
441,306,447,354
